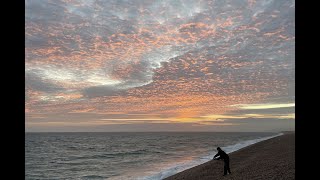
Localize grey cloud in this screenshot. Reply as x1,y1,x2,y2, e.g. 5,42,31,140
25,71,64,93
200,117,294,132
82,59,154,98
82,79,149,98
225,106,295,116
26,119,294,132
82,85,124,98
26,0,67,21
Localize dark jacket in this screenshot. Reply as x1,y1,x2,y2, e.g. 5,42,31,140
214,150,229,161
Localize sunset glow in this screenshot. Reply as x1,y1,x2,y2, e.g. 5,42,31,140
25,0,294,131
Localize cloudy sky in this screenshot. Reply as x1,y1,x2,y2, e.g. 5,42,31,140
25,0,295,132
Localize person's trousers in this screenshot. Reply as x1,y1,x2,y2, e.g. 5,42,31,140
224,159,231,175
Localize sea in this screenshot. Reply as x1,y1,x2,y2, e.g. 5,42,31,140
25,132,282,180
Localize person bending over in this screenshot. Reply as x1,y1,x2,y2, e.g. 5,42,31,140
213,147,231,176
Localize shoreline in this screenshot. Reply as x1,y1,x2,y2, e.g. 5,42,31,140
141,132,284,180
164,131,295,180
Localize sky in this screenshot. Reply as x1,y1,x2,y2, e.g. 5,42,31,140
25,0,295,132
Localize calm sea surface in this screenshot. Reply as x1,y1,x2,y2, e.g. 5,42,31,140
25,132,280,180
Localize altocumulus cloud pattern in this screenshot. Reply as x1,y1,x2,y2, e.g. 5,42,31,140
25,0,294,131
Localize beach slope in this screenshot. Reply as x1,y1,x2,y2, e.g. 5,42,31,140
164,132,295,180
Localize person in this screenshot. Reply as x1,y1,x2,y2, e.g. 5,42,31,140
213,147,231,176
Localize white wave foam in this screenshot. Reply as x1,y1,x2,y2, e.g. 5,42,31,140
222,132,284,154
140,132,283,180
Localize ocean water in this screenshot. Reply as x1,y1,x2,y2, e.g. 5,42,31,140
25,132,281,180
